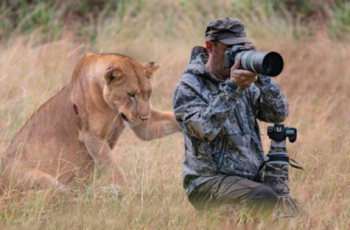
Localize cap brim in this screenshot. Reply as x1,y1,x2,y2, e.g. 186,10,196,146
219,37,251,45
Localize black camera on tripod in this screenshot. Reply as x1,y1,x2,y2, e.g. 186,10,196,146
262,124,303,213
263,124,299,195
224,45,284,77
267,124,297,143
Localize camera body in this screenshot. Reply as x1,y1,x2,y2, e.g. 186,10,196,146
267,124,297,143
224,45,250,69
224,45,284,77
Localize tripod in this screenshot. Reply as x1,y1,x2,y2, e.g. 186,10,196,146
263,124,303,219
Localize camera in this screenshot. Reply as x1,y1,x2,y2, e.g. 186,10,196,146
224,45,284,77
267,124,297,143
262,124,302,214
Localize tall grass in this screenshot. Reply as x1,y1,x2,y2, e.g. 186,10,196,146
1,0,350,229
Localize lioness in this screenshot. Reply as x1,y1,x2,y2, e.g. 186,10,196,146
0,53,181,192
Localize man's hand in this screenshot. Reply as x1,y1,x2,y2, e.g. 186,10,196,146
230,59,259,88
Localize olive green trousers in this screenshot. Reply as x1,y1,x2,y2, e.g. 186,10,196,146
188,174,277,210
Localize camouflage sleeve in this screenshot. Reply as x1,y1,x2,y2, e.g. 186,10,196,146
251,75,289,123
172,74,243,141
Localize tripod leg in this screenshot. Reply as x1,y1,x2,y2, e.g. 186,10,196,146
288,196,302,213
273,196,302,222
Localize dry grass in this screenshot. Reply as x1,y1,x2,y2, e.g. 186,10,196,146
1,1,350,229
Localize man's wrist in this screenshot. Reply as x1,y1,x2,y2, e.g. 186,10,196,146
255,75,271,86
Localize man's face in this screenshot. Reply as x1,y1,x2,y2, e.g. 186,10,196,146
208,41,247,79
210,41,231,78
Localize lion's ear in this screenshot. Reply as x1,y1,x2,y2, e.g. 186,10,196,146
104,67,125,85
142,62,161,78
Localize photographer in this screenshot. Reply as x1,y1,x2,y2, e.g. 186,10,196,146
172,17,289,211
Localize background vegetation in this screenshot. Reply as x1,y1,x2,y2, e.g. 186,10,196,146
1,0,350,229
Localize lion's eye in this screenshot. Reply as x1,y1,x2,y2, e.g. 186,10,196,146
127,92,135,98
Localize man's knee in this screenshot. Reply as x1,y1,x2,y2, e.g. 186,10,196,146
254,185,278,202
243,185,278,206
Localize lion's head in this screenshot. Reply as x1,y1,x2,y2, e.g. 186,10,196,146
82,54,160,126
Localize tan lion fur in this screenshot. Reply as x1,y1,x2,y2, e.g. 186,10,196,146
0,53,181,193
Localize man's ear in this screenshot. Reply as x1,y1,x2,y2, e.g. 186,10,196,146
142,62,161,78
104,67,125,84
205,40,213,53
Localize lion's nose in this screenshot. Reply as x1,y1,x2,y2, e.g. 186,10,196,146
139,116,150,121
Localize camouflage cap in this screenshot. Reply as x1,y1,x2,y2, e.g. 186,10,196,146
205,17,251,45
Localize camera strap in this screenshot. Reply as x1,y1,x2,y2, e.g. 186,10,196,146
289,158,304,170
265,154,304,171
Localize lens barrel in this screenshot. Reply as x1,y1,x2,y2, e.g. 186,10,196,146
235,51,284,77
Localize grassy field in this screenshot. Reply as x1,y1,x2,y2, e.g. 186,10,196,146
1,1,350,229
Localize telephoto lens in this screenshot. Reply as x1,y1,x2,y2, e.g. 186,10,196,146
224,45,284,77
236,51,284,76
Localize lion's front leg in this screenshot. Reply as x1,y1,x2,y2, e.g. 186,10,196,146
2,165,68,193
131,108,182,140
80,132,127,187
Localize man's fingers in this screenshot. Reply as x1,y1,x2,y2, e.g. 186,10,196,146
247,44,257,51
232,59,240,70
231,59,258,88
236,69,257,78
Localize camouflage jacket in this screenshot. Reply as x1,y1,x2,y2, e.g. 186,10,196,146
172,46,289,196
